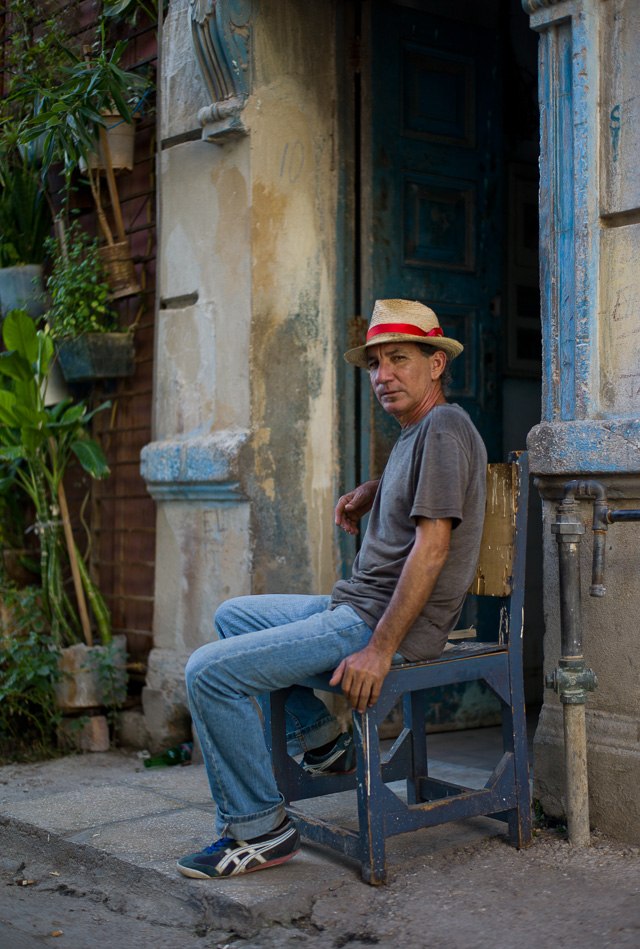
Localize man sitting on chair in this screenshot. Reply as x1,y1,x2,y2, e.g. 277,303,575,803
178,299,487,879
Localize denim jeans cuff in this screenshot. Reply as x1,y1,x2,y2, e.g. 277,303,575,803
216,798,287,840
286,716,342,756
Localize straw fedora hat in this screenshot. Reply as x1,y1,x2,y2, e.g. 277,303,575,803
344,299,464,369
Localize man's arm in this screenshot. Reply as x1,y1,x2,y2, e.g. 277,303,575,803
330,516,452,712
334,479,380,535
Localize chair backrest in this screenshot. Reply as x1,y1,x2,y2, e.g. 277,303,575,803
466,451,529,648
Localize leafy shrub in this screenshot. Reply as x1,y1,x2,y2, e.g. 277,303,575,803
0,584,62,758
44,222,118,340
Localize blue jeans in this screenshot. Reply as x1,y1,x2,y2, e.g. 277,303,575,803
185,594,374,840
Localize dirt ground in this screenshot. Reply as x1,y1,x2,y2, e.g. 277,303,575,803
2,827,639,949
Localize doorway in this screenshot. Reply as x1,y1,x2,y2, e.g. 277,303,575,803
339,0,543,717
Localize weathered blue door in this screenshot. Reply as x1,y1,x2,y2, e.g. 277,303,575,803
362,1,503,475
356,2,505,730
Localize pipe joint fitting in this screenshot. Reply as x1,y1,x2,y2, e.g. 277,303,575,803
551,520,585,544
545,662,598,704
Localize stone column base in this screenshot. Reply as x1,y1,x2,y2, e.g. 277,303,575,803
142,647,192,754
534,703,640,844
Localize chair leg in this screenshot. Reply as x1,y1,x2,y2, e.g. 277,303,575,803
266,688,292,796
353,708,387,884
503,689,533,848
403,691,427,805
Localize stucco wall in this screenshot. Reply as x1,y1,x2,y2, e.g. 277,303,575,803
244,2,338,597
140,0,339,748
526,0,640,842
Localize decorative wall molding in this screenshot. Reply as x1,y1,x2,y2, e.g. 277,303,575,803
145,481,244,502
527,419,640,477
521,0,570,14
140,431,249,502
189,0,254,142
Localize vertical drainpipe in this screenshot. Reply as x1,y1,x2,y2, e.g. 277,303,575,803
548,483,599,845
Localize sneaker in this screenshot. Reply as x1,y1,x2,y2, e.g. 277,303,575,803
302,732,355,775
177,820,300,879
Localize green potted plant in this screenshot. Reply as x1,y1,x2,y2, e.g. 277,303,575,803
0,307,112,645
44,221,135,383
0,309,129,737
0,141,52,319
12,26,150,299
14,26,148,182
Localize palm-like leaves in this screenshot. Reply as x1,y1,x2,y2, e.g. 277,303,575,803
13,33,148,180
0,310,112,644
0,153,52,267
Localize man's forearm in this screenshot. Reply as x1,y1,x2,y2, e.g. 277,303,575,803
367,521,450,660
331,516,452,711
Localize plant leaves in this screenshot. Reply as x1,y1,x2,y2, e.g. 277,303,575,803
0,387,18,414
70,439,110,478
0,446,26,461
48,398,74,421
61,404,86,424
2,310,39,362
37,333,54,379
0,350,33,382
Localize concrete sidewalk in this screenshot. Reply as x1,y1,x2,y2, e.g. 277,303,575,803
0,728,512,936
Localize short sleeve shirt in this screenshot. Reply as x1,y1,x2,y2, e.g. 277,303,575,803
330,404,487,660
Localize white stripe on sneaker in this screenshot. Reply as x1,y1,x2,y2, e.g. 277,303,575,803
216,826,298,875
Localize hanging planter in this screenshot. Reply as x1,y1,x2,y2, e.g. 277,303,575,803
0,153,53,318
44,220,136,382
0,264,46,319
57,331,135,382
98,241,140,299
89,129,141,300
79,111,137,176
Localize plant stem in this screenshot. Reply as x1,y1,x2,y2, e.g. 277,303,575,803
57,475,93,646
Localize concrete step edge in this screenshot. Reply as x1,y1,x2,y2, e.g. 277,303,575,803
0,814,304,937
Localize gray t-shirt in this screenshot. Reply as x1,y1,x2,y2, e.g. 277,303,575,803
330,404,487,661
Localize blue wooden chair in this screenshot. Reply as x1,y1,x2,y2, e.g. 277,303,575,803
263,451,532,883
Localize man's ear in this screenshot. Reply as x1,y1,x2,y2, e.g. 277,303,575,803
431,349,447,379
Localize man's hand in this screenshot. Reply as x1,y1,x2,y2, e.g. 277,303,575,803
330,517,453,712
330,646,392,713
334,480,380,535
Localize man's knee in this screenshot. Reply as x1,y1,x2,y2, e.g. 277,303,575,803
185,642,221,695
214,596,246,639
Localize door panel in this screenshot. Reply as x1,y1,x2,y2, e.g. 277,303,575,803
362,1,503,475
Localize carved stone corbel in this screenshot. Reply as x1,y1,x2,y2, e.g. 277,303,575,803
189,0,254,142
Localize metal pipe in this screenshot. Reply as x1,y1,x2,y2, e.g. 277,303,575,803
608,509,640,523
590,498,609,597
549,486,598,847
563,705,591,847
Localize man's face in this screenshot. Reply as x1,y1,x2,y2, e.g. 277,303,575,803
366,342,446,428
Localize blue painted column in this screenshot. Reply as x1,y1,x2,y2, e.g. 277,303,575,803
524,0,640,842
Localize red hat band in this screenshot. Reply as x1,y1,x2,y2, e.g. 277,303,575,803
366,322,444,342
